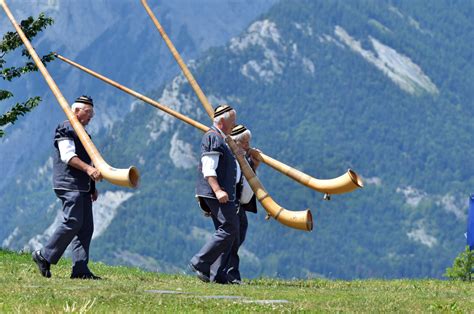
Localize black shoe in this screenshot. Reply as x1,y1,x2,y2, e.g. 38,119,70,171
188,263,210,283
70,273,102,280
32,250,51,278
229,278,244,285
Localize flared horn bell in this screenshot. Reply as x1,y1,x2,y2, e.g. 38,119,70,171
93,161,140,188
226,136,313,231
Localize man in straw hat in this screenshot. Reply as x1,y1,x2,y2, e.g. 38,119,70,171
190,104,240,283
32,95,102,280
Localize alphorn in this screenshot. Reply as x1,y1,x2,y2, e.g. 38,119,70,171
55,53,312,231
141,0,363,197
0,0,139,188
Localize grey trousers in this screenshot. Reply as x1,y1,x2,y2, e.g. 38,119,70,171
224,208,248,281
42,190,94,275
191,197,238,283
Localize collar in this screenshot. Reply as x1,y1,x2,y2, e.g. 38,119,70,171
212,125,226,137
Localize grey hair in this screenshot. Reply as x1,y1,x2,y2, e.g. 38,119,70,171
231,129,252,142
71,102,86,111
213,109,235,125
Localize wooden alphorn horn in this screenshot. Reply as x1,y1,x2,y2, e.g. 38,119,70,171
55,53,312,231
141,0,363,197
248,151,363,196
226,136,312,231
1,0,139,188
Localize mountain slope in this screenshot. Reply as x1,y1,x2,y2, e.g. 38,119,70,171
3,0,473,280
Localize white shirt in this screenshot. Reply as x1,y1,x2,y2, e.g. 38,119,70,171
240,176,254,204
57,139,77,164
201,127,241,184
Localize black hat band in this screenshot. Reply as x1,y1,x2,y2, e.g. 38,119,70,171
75,95,93,106
214,104,233,117
231,124,247,136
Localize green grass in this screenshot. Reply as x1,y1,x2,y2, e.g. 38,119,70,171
0,249,472,312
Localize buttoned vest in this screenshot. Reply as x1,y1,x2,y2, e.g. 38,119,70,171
52,121,93,192
196,127,237,201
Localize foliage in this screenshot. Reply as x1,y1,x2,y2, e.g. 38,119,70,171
444,246,473,282
0,249,473,312
0,13,54,137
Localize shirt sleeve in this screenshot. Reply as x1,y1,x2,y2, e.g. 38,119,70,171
57,139,77,164
201,131,224,157
235,160,241,184
240,176,254,204
201,154,219,178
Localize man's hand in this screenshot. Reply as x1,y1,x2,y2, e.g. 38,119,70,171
207,176,229,203
250,148,261,169
215,189,229,203
68,157,103,181
91,189,99,202
236,146,246,157
87,166,102,181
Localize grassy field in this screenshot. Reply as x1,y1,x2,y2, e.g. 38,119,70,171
0,249,472,312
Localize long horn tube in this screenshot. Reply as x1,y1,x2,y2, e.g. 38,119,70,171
248,150,363,195
55,54,208,132
1,0,139,188
141,0,214,119
141,0,363,196
55,53,312,231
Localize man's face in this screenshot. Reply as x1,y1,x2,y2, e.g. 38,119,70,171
75,104,94,126
237,134,250,152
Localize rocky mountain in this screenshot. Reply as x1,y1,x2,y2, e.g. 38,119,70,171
2,0,473,279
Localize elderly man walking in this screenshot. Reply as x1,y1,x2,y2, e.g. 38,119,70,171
32,95,102,280
224,124,259,284
190,104,240,283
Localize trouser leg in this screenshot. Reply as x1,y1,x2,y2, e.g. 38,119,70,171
191,198,238,282
226,209,248,281
42,190,84,265
213,210,240,283
71,194,94,275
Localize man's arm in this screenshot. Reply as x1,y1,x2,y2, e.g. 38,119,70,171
68,157,102,181
207,176,229,203
202,153,228,203
57,139,102,181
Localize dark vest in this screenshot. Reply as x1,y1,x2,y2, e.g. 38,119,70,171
52,121,94,192
196,126,237,201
